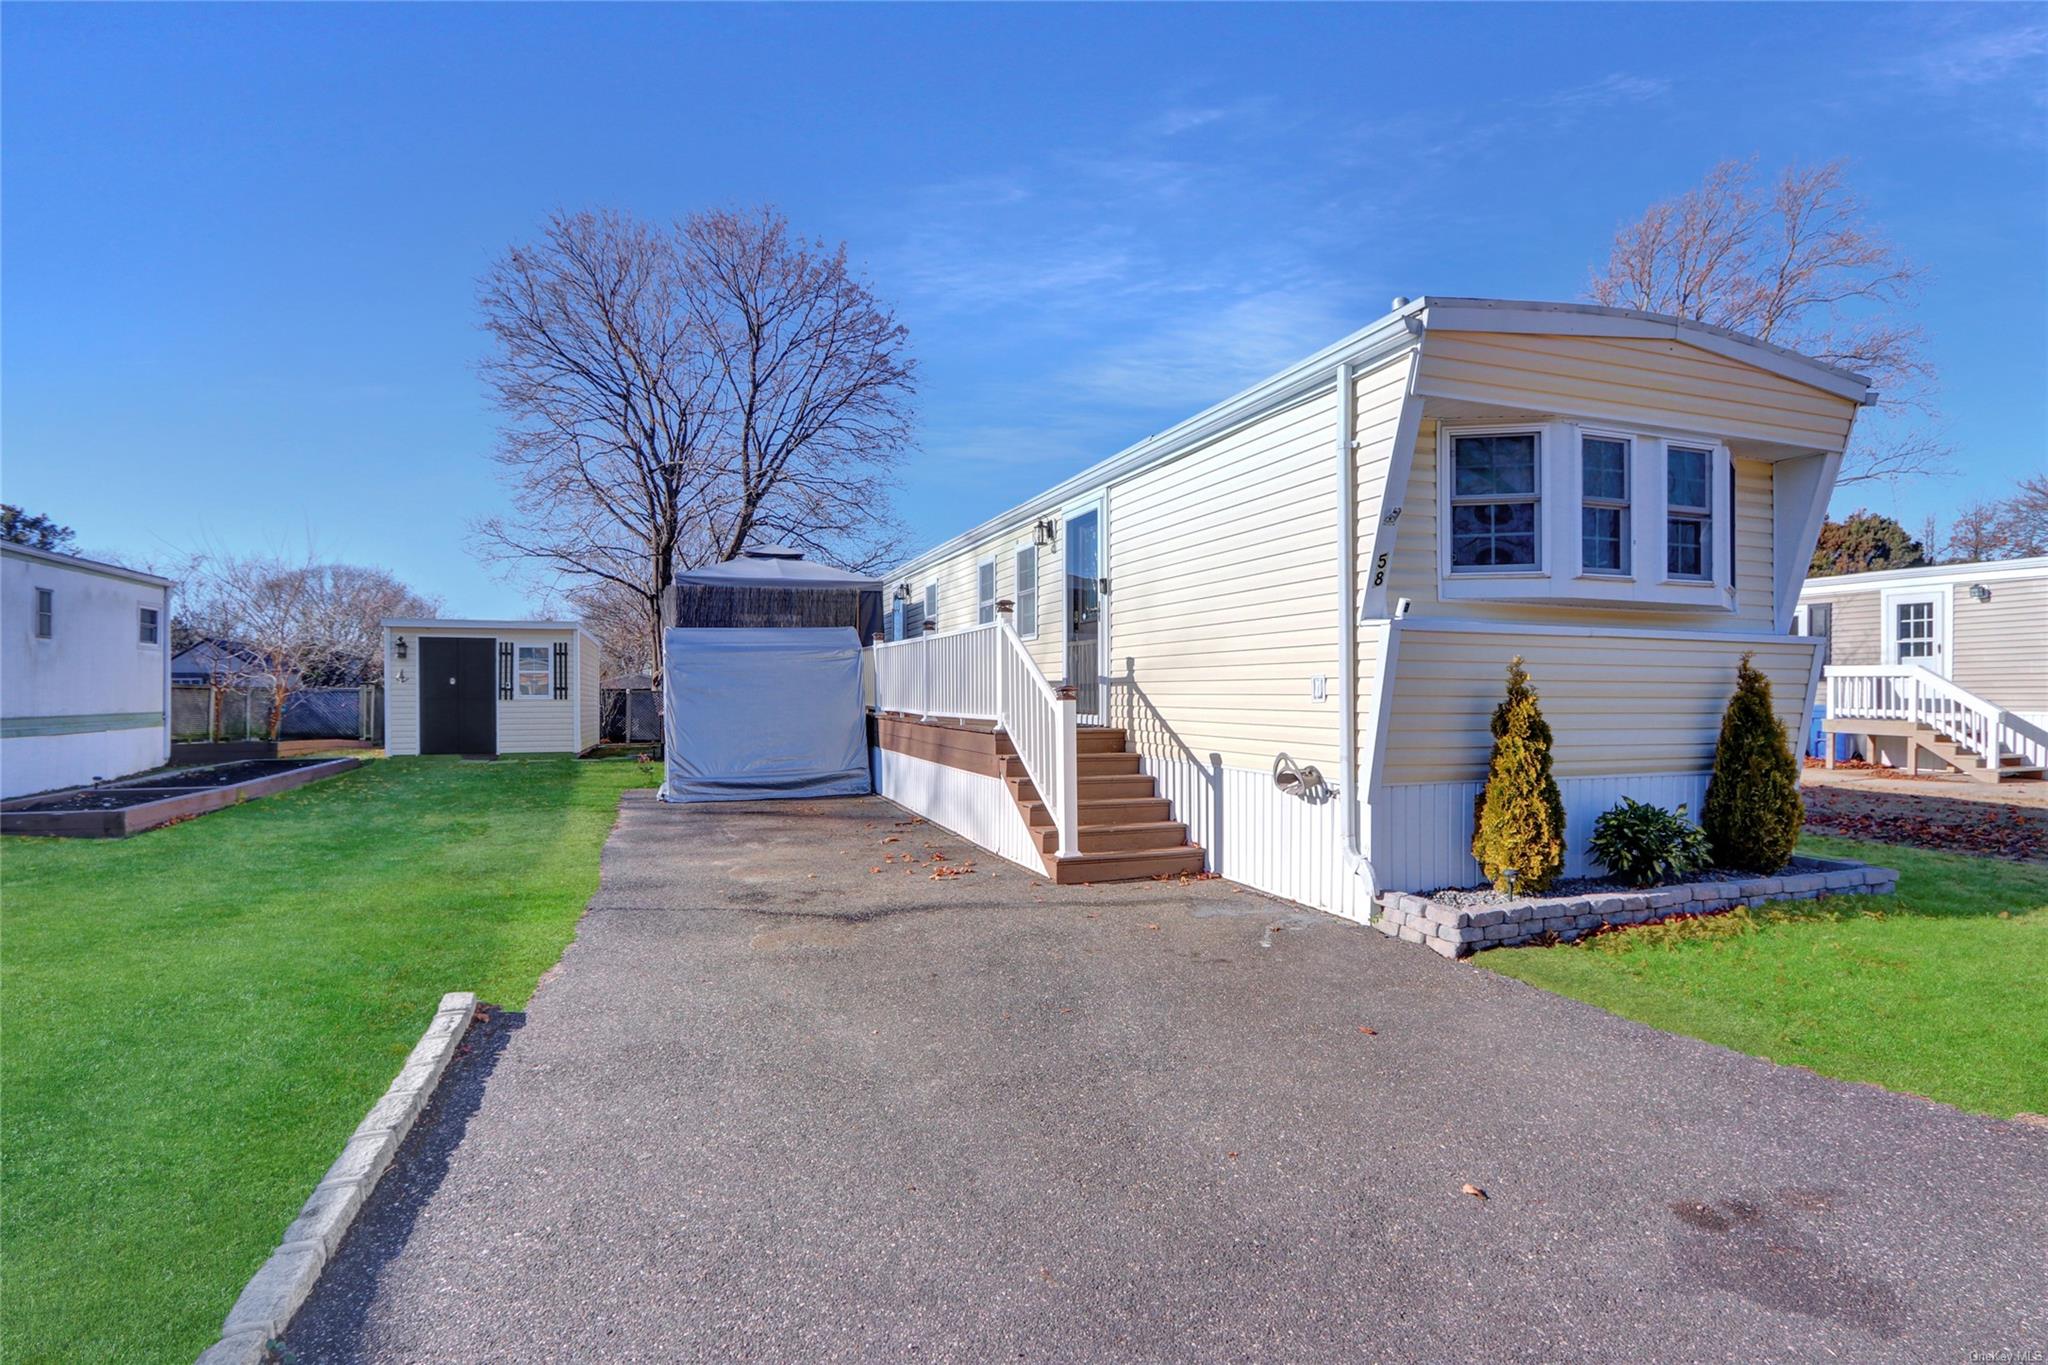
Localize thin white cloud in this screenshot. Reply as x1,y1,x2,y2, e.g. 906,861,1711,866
1542,73,1673,109
1895,16,2047,91
1060,288,1359,412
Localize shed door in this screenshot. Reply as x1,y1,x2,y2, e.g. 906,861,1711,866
419,637,497,755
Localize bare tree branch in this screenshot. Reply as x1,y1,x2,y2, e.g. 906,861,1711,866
1590,158,1945,483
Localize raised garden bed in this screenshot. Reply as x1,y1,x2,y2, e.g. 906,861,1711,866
1376,854,1900,958
0,758,361,839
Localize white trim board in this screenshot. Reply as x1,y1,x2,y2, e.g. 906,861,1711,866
1796,556,2048,596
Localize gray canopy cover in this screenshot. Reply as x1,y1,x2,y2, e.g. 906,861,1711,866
659,627,872,802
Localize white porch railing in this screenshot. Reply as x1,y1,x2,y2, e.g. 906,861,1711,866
871,612,1080,857
1823,664,2048,771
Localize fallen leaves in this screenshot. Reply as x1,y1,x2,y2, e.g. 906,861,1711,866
1461,1183,1488,1201
1357,1026,1377,1036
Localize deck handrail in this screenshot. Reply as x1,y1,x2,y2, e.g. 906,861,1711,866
1822,663,2046,770
870,614,1079,857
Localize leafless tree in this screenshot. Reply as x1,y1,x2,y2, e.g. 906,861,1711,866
178,551,438,737
473,211,721,687
1590,159,1942,483
682,208,915,569
1943,475,2048,562
473,207,914,682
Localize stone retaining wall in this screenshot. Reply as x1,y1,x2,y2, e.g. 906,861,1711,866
1375,857,1900,959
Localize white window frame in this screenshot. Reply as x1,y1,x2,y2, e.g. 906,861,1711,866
1664,443,1716,583
1012,542,1039,639
976,554,998,625
34,587,53,640
515,643,552,699
1441,425,1545,577
1437,420,1736,611
1577,431,1632,578
923,581,938,631
138,604,161,646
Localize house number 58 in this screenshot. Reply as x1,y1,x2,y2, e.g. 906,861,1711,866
1371,552,1388,588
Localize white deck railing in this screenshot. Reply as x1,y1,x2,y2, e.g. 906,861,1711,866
1823,664,2047,770
871,612,1080,857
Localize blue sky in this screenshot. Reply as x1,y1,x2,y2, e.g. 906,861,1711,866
4,3,2043,615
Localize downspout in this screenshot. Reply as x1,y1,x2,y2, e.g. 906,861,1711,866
1335,361,1365,879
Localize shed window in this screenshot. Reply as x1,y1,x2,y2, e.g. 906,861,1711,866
138,606,160,645
1013,545,1038,636
1667,446,1713,580
977,557,997,625
35,588,53,639
516,645,551,698
1449,433,1540,571
1580,436,1630,575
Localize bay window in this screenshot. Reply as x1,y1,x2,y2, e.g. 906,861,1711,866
1438,421,1735,610
1448,432,1540,571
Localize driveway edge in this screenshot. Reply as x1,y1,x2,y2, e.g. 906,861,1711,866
194,990,478,1365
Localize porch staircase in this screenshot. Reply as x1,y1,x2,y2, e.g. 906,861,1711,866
998,727,1207,884
1823,665,2047,785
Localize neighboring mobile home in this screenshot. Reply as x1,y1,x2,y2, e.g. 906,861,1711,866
870,296,1874,915
381,619,599,757
2,543,173,798
1800,556,2047,781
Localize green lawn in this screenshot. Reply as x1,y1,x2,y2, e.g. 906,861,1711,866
0,755,659,1363
1483,837,2048,1118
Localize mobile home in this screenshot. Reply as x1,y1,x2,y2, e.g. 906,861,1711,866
2,543,173,798
869,297,1874,915
1800,556,2047,781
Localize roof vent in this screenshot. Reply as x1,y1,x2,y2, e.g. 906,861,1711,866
1390,296,1411,310
740,544,805,560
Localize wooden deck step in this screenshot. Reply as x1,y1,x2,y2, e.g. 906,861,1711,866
1043,845,1207,885
1009,772,1158,804
1021,795,1174,827
1032,820,1190,855
1076,728,1129,754
1000,752,1141,779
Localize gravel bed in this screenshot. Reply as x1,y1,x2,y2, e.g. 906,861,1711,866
1425,855,1837,907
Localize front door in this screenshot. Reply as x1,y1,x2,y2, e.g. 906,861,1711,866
1063,503,1105,721
419,637,497,755
1885,590,1949,676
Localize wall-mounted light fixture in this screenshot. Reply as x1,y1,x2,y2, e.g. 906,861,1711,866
394,634,408,661
893,581,912,601
1969,583,1991,603
1033,517,1058,549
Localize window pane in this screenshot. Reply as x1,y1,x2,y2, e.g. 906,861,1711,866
1452,434,1537,497
517,645,550,697
1668,446,1709,508
1582,506,1625,573
1450,501,1538,568
1013,548,1037,635
1583,438,1627,501
1667,518,1705,577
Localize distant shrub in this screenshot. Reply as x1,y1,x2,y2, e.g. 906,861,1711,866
1471,657,1566,894
1701,653,1803,873
1588,798,1713,887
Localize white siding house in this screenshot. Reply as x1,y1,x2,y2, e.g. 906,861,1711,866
869,297,1872,911
2,543,173,798
1800,556,2048,778
381,619,599,757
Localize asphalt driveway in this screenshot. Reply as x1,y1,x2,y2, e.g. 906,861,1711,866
287,791,2046,1362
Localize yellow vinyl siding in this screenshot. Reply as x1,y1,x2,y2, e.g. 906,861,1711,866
1382,627,1816,784
1951,576,2048,712
578,635,602,751
1415,331,1858,450
1109,388,1342,772
1383,422,1776,632
907,527,1062,677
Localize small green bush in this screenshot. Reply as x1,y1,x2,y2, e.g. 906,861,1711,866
1471,657,1566,893
1701,652,1803,873
1588,797,1713,886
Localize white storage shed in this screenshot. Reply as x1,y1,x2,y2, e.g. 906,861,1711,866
381,619,600,757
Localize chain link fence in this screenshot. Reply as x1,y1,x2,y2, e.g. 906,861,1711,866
601,687,662,743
